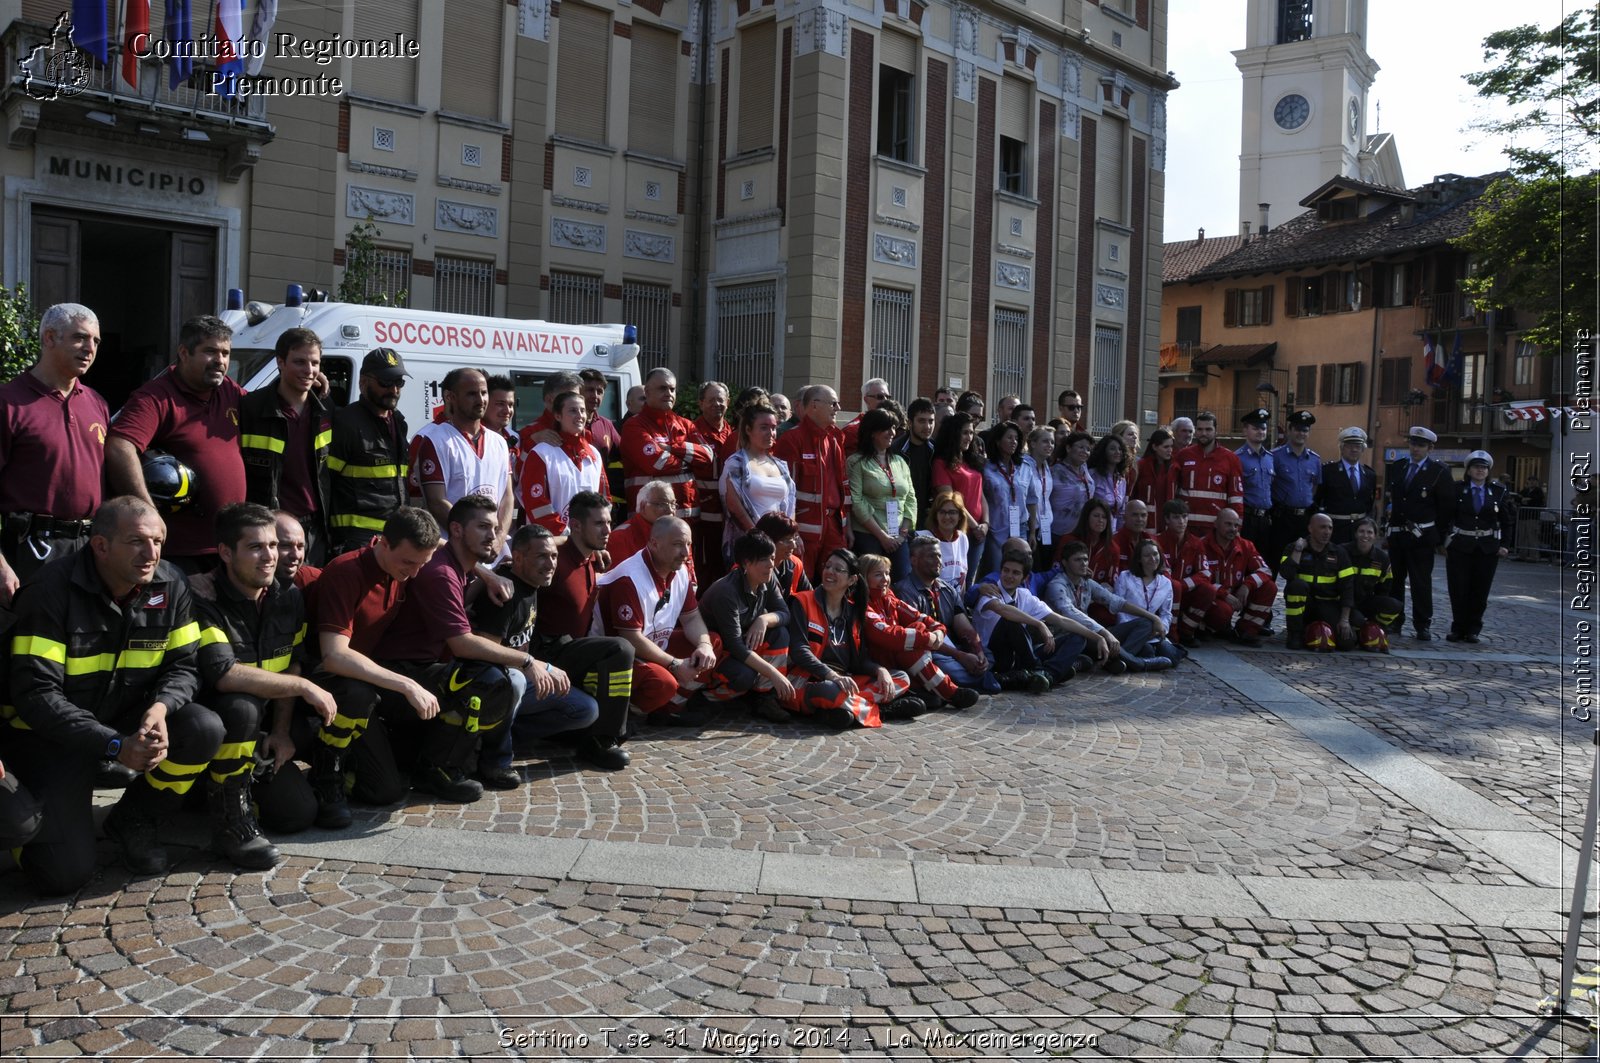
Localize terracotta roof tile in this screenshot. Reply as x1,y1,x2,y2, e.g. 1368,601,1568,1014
1161,234,1248,283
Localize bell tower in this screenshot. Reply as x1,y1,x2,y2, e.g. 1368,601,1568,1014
1234,0,1378,229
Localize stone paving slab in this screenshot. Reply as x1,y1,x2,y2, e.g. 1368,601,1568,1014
383,826,587,880
1429,883,1567,931
568,839,763,892
913,862,1108,910
1458,829,1581,889
1090,869,1267,918
758,853,918,902
1238,875,1469,923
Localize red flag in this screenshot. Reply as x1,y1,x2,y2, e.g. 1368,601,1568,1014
120,0,149,92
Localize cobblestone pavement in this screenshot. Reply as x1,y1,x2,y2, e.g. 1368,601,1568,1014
1,560,1593,1059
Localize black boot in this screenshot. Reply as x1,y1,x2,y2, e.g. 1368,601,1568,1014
881,693,928,719
103,782,171,877
997,670,1051,694
309,744,352,830
207,776,281,870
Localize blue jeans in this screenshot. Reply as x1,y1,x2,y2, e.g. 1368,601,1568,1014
933,651,1001,694
854,532,911,582
985,620,1086,682
484,667,601,772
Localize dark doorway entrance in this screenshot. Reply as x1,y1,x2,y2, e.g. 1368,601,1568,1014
30,209,217,412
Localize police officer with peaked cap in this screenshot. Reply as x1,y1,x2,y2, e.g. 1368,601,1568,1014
1268,409,1321,576
1318,426,1379,546
1236,408,1276,553
1383,426,1453,639
1441,449,1515,643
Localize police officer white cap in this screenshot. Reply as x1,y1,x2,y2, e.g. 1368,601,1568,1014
1338,426,1368,446
1408,426,1438,444
1466,450,1493,469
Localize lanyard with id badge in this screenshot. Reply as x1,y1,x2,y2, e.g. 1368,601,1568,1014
878,457,901,534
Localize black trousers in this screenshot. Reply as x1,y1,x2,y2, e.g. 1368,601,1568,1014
545,636,635,744
1282,582,1356,650
1446,546,1500,636
5,701,223,895
1387,529,1438,630
1268,507,1311,575
1242,507,1273,560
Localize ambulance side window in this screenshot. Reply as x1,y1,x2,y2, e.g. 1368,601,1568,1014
509,373,623,429
323,357,354,407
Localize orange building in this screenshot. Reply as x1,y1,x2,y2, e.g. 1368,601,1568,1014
1158,174,1556,492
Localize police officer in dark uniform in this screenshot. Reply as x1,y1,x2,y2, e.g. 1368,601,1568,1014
1383,426,1453,640
1235,408,1276,556
326,350,412,555
1278,513,1356,651
1442,450,1516,643
1318,426,1379,546
1267,410,1321,576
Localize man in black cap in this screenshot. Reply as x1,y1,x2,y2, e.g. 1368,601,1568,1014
1235,408,1276,557
1268,410,1321,577
326,349,412,555
1383,426,1453,639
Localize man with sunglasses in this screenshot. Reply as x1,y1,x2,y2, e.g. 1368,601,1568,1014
326,349,412,555
1051,389,1084,433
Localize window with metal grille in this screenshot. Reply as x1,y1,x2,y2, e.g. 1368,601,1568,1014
549,271,603,323
363,247,412,307
435,255,495,316
870,287,915,403
1090,325,1123,434
715,281,778,394
992,307,1028,411
623,281,673,370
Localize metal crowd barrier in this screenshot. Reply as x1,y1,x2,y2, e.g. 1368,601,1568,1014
1512,508,1577,564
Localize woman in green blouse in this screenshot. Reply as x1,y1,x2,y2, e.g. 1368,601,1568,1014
848,408,918,579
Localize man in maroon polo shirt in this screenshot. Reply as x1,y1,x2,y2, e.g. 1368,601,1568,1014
303,506,440,828
105,315,248,572
538,490,612,643
0,303,109,601
354,494,522,797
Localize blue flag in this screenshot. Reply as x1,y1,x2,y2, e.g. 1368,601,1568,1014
70,0,109,63
1442,331,1465,389
166,0,192,89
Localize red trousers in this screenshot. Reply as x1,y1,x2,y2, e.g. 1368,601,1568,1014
629,632,717,714
1200,579,1277,637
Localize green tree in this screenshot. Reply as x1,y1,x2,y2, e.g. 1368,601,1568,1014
337,218,409,307
0,283,41,385
1457,10,1597,349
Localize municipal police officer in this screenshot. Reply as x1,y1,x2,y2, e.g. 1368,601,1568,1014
1318,426,1378,546
1442,450,1515,643
1383,426,1453,640
1235,408,1276,553
1268,410,1321,576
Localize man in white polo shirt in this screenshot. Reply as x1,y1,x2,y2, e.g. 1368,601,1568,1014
411,367,514,546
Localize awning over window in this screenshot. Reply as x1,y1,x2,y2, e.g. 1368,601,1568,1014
1193,343,1277,369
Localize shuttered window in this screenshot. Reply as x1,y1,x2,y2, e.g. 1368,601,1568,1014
442,1,503,119
556,4,611,142
1000,76,1029,141
737,21,777,154
1296,364,1318,407
629,23,681,158
353,0,420,103
880,31,916,74
1096,114,1126,223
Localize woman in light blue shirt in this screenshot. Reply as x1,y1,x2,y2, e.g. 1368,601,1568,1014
980,421,1033,574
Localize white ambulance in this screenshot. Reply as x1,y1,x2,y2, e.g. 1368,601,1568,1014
223,286,643,427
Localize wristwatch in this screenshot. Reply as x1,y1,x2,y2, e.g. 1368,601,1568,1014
105,735,122,759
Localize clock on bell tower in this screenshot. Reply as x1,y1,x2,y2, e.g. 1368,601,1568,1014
1233,0,1379,229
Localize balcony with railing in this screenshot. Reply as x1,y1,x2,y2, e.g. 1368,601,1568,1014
1424,290,1489,331
3,19,272,176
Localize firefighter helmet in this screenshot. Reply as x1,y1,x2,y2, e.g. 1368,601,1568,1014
140,451,197,513
1359,621,1390,653
1303,621,1337,652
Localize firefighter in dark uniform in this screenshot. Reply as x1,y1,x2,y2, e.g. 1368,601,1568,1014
239,328,335,566
188,503,340,853
1267,410,1321,576
1235,408,1276,557
1442,450,1516,643
1318,426,1378,546
1278,513,1356,651
1347,517,1401,650
1383,426,1453,639
326,349,412,555
1,496,220,894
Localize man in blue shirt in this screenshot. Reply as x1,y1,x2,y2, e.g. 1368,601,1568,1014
1235,408,1276,555
1268,410,1322,576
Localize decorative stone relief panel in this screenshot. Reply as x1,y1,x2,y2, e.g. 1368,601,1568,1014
1096,284,1126,308
346,186,414,225
436,200,498,237
1152,92,1168,171
624,230,676,262
1061,102,1080,141
794,3,848,58
996,262,1031,291
873,234,917,269
551,218,607,253
518,0,549,41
